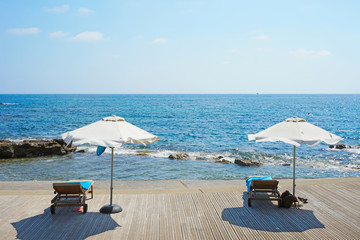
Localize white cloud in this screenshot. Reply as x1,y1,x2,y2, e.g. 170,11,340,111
7,27,41,35
78,7,94,15
44,5,69,13
315,50,332,58
71,32,103,42
224,61,231,65
48,31,69,39
153,38,168,44
289,48,332,58
254,35,270,41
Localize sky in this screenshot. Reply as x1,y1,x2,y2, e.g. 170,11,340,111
1,0,359,94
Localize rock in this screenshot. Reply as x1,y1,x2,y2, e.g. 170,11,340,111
169,153,189,160
234,157,262,167
216,159,232,164
76,149,88,153
137,150,154,154
217,156,224,159
0,139,77,159
335,144,346,149
136,150,154,156
0,140,14,158
330,144,347,149
282,163,291,166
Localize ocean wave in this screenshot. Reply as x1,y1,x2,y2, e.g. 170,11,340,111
336,129,360,133
80,146,359,172
3,137,49,142
86,146,238,163
344,148,360,154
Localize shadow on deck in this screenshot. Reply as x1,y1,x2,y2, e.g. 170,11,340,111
11,208,120,240
222,192,324,232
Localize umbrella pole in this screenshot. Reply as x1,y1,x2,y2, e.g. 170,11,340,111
110,147,114,206
293,145,296,196
99,147,122,214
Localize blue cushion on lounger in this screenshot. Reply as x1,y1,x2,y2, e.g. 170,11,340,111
246,176,272,192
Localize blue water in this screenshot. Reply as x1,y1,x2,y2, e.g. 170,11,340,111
1,94,359,181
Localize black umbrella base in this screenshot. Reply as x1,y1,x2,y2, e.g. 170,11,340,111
99,204,123,214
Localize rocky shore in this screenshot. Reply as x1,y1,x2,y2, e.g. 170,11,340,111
329,144,360,149
168,153,262,166
0,139,77,159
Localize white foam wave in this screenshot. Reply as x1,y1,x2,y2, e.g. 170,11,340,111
336,129,360,133
4,137,47,142
344,148,360,154
83,146,237,163
77,146,360,172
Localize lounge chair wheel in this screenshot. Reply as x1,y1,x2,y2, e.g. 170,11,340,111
50,205,55,214
83,204,88,214
248,199,252,207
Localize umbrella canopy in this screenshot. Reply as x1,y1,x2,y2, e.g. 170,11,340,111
61,115,159,147
61,115,159,214
248,116,343,196
248,117,343,147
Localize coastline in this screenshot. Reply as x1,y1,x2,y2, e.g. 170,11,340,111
1,177,358,195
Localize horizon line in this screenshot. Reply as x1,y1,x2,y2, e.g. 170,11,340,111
0,93,360,95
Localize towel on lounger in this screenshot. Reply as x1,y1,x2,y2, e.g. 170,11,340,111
68,181,92,190
246,176,272,192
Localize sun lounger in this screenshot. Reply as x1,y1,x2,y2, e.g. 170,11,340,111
50,180,93,214
248,179,280,207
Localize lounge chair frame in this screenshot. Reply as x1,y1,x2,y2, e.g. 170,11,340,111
51,180,93,214
248,180,280,207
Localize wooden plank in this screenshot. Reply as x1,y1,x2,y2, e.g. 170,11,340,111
168,193,184,240
174,193,193,240
224,191,286,240
2,178,360,240
305,184,360,239
123,194,141,240
204,192,241,240
190,193,222,240
214,191,256,240
187,193,216,240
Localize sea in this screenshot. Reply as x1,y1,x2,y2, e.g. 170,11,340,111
0,94,359,181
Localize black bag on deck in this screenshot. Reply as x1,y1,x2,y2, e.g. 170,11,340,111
279,190,295,208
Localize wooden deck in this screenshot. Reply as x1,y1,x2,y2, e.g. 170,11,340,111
0,178,360,239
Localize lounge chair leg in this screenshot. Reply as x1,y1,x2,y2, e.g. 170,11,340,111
83,204,88,213
248,198,252,207
50,205,55,214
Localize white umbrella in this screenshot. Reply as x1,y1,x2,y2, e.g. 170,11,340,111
248,116,343,196
61,115,159,214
